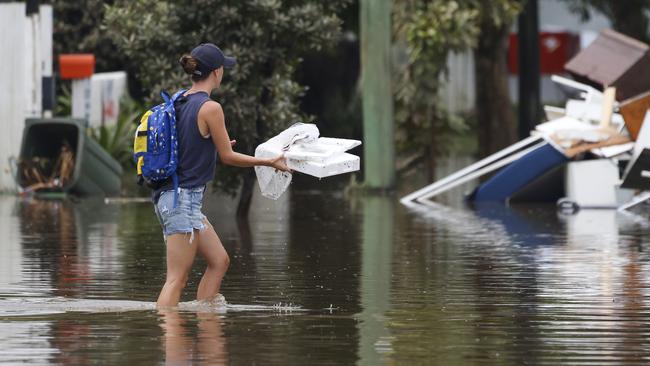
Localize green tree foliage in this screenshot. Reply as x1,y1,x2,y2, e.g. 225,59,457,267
393,0,520,170
104,0,350,196
561,0,650,43
393,1,478,163
87,97,143,168
52,0,124,72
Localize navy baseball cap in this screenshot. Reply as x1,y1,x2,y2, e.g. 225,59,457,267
190,43,236,77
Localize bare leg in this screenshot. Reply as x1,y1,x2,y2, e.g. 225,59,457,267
196,219,230,301
157,233,197,308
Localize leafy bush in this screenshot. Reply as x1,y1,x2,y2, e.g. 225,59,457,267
55,83,72,117
87,96,142,168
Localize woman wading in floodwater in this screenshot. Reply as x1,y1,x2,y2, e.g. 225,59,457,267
154,43,289,307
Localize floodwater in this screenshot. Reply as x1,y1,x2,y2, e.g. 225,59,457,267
1,183,650,365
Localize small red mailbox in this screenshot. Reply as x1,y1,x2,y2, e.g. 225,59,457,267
59,54,95,79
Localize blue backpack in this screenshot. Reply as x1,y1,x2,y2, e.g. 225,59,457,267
133,89,187,205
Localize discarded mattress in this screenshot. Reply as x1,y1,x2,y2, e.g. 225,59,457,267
471,143,568,202
254,123,361,199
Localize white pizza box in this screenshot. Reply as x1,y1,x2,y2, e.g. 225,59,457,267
287,152,360,178
284,137,361,162
254,123,319,199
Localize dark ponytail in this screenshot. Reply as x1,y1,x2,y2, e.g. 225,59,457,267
179,54,207,81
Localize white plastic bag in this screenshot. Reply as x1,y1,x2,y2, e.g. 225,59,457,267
254,123,362,199
254,123,319,200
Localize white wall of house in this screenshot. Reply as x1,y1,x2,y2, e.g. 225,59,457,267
0,3,28,192
539,0,611,32
0,3,52,192
440,51,476,115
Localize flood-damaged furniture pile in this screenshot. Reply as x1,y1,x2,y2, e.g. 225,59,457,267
403,29,650,212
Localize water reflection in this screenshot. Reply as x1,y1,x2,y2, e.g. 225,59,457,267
1,191,650,364
0,319,55,364
357,196,394,364
50,318,92,365
0,196,21,289
158,310,228,365
13,198,129,298
396,202,650,364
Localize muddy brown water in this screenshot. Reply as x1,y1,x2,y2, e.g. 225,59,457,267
1,186,650,365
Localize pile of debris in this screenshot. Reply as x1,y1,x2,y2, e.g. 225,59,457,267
18,141,75,195
403,29,650,212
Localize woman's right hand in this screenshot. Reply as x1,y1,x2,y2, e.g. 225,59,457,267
269,155,291,173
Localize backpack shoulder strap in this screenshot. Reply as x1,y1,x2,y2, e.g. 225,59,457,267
171,89,188,103
160,90,171,105
160,89,188,112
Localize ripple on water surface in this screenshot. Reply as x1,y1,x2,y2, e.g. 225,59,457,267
1,195,650,364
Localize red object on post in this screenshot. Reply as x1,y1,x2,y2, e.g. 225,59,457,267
59,54,95,79
508,32,579,75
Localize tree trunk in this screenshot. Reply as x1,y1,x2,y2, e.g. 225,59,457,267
427,116,437,183
474,16,518,158
236,202,254,250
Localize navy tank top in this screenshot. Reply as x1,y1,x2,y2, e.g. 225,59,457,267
153,91,217,202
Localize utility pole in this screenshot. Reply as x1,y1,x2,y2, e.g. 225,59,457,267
518,0,541,139
360,0,395,190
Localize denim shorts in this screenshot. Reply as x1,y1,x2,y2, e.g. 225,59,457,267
154,186,207,239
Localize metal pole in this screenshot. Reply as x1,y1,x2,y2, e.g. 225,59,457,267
518,0,541,139
360,0,395,189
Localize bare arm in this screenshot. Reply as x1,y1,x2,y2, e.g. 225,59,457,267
201,101,289,171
